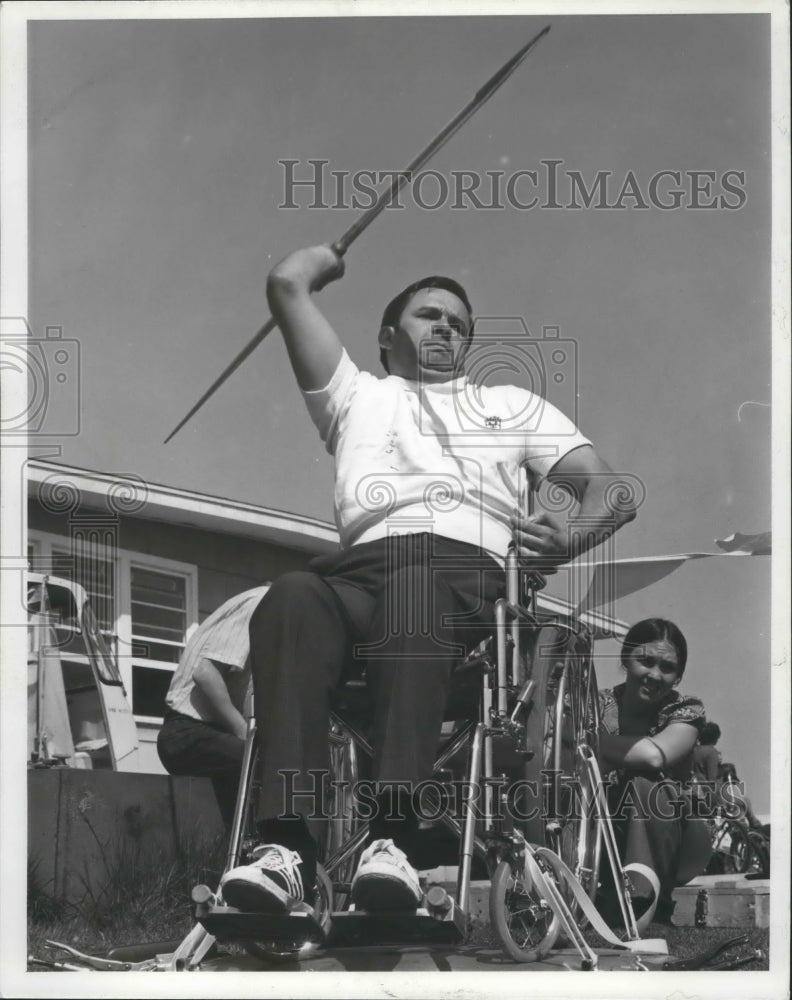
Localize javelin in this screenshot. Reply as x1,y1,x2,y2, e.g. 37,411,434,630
164,25,550,444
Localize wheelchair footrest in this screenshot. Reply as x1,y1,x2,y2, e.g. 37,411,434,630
192,889,466,949
328,904,466,947
197,905,326,946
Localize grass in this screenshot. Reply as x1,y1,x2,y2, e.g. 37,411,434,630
29,841,769,972
28,833,228,966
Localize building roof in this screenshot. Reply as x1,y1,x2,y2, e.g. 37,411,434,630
27,459,340,555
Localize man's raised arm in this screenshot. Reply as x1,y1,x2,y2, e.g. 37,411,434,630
266,244,346,391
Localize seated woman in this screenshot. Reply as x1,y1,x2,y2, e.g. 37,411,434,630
598,617,708,923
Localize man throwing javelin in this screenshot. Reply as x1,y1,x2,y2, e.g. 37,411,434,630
219,244,636,914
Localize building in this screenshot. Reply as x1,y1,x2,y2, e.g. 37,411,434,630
26,459,339,773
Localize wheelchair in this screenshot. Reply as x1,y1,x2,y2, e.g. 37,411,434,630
172,542,624,969
708,810,770,878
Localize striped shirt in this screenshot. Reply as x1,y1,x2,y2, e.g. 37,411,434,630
165,586,269,722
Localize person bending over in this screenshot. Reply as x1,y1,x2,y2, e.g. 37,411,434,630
219,244,636,914
157,586,268,827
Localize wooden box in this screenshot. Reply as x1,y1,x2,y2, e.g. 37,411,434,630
672,875,770,928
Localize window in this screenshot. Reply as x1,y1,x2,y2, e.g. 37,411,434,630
130,566,188,664
28,531,197,724
132,666,175,719
128,564,191,721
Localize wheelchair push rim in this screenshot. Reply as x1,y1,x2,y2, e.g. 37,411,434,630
241,864,333,964
522,626,603,907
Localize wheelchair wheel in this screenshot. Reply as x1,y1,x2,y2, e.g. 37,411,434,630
746,831,770,877
489,857,560,963
723,823,750,874
241,864,333,964
522,626,602,905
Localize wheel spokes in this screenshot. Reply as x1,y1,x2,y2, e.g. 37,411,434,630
506,882,551,946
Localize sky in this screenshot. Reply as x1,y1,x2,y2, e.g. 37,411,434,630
18,9,778,815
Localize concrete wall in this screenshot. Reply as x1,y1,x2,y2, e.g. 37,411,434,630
28,768,226,905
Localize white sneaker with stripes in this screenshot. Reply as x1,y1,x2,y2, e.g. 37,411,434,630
350,839,422,911
220,844,306,913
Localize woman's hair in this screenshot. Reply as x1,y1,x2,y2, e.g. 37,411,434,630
379,276,473,372
620,617,688,678
698,721,721,746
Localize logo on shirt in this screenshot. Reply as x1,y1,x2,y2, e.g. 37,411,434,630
484,415,502,429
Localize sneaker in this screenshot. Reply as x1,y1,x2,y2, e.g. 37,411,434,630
350,839,422,912
220,844,308,913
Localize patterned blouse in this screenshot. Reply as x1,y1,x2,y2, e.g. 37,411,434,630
599,683,706,783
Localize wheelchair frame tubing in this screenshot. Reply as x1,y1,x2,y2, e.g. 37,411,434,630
457,721,486,915
226,715,259,872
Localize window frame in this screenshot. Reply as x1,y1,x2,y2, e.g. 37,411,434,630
28,530,198,724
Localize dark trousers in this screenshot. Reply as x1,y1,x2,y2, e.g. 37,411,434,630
249,533,503,837
157,711,245,829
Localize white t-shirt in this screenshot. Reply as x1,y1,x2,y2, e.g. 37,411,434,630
165,586,269,722
303,351,590,564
